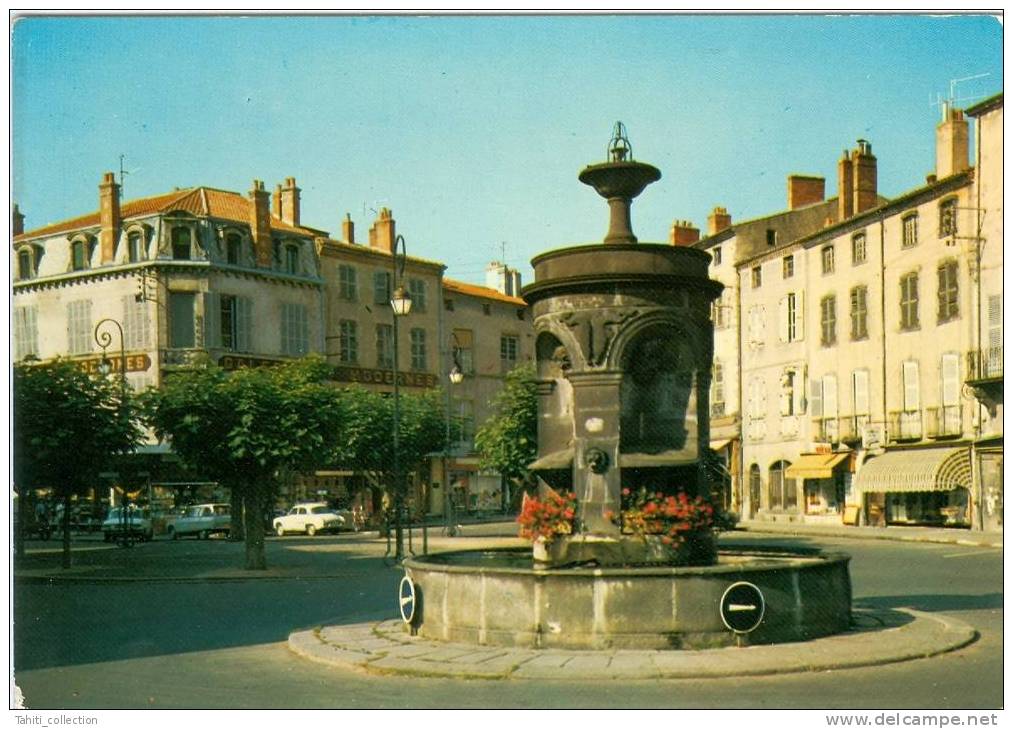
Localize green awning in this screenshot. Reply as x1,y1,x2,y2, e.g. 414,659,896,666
855,447,971,493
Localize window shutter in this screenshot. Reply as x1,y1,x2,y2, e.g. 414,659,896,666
793,369,807,414
853,370,869,415
778,296,789,343
810,378,823,418
941,354,959,407
203,292,221,349
795,292,805,341
822,375,838,418
236,297,252,352
903,361,920,411
988,295,1002,349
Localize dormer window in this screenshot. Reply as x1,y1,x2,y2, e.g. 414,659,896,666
285,244,300,274
226,233,242,265
71,239,90,270
171,227,192,260
17,249,33,280
128,232,145,263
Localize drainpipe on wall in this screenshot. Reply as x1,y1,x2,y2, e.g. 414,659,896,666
736,265,746,519
972,114,984,531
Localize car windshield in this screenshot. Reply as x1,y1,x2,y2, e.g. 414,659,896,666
310,506,332,514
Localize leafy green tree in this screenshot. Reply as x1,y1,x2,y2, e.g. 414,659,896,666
141,356,345,570
13,359,143,568
475,362,538,508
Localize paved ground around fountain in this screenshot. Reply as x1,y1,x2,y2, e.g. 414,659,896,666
288,607,976,680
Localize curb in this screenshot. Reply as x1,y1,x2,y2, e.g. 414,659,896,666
737,525,1003,550
14,572,362,585
286,608,977,681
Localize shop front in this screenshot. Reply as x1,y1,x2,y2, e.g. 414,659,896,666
785,451,852,524
855,446,973,528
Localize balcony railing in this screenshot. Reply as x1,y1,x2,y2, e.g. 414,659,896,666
967,347,1003,381
925,405,963,438
811,417,840,443
888,410,922,442
838,415,869,443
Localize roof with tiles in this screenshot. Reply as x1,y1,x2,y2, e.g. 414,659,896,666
14,186,323,242
442,277,525,306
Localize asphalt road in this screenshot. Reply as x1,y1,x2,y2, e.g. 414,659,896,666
12,529,1003,709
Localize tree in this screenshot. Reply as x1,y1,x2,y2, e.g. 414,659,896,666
13,359,143,568
142,356,345,570
474,362,538,508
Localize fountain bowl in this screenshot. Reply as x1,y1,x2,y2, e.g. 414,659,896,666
403,546,852,650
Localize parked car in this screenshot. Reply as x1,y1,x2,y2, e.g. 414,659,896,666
102,507,153,542
332,508,365,532
167,503,231,540
273,503,344,536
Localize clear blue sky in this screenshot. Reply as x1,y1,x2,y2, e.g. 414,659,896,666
11,13,1003,285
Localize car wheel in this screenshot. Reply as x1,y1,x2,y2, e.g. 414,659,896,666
168,526,177,541
275,524,285,537
306,524,317,537
199,530,209,540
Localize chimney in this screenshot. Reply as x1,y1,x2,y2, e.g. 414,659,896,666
787,175,825,209
12,203,24,237
707,206,731,235
99,172,121,264
837,150,854,220
272,185,282,219
936,103,969,179
669,219,700,247
342,213,355,244
280,177,300,226
852,139,878,215
249,180,272,267
369,207,395,253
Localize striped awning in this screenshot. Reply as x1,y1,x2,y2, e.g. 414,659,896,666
785,452,850,480
855,447,971,493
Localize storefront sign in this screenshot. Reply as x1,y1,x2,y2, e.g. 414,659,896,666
330,365,437,389
219,355,284,370
77,353,151,375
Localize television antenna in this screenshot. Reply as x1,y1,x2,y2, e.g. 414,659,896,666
929,73,991,114
118,154,142,199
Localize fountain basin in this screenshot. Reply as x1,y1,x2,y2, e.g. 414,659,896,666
403,546,852,650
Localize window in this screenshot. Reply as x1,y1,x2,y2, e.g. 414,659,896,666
746,376,767,441
852,233,866,265
226,233,241,265
17,249,33,279
766,229,777,247
72,239,88,270
901,361,921,439
375,324,394,369
373,271,391,305
169,293,196,348
768,461,796,512
712,361,725,417
280,302,309,356
751,266,762,288
453,329,474,375
820,373,839,441
500,334,519,373
410,328,427,371
940,353,961,434
128,232,144,263
850,286,868,340
13,305,38,360
939,198,957,238
122,295,151,350
482,303,491,316
820,294,837,347
272,239,282,266
453,398,476,449
171,228,191,260
852,370,870,425
338,264,358,301
66,300,93,354
338,320,358,363
987,295,1002,374
902,213,918,248
444,298,455,312
748,305,765,347
712,247,722,265
217,295,251,351
779,292,804,343
779,369,797,416
900,272,919,330
782,255,794,279
937,260,959,323
749,464,762,513
408,278,427,311
821,245,835,274
285,244,300,274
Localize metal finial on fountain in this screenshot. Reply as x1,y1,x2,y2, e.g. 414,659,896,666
579,121,661,244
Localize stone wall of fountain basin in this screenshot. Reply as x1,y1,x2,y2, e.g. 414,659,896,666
403,547,852,650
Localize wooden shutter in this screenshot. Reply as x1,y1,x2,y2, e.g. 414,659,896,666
822,375,838,418
853,370,870,415
940,354,960,407
203,292,221,349
988,295,1002,349
903,361,920,411
778,296,789,343
236,297,252,352
794,292,805,341
810,378,823,418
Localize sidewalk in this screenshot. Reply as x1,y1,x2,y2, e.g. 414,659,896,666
737,520,1003,549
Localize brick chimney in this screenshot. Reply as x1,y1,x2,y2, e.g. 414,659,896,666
837,149,854,220
369,208,396,253
12,203,24,237
707,206,731,235
272,185,282,219
99,172,121,264
787,175,825,209
280,177,300,226
342,213,355,244
852,139,878,215
936,103,969,179
669,219,700,246
249,180,272,267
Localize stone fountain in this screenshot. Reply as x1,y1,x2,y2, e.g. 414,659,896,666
402,123,852,650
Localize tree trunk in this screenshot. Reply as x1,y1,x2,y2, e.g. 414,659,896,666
15,489,26,561
229,487,245,541
242,486,267,570
62,493,72,570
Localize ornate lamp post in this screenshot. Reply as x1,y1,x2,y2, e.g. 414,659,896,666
94,318,130,547
442,333,465,536
390,235,413,560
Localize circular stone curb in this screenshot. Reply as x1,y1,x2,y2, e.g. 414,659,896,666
286,607,977,680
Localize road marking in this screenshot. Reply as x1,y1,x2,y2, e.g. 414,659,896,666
728,604,757,612
941,549,999,558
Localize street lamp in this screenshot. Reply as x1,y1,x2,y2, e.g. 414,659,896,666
443,333,465,536
390,234,413,560
94,318,130,547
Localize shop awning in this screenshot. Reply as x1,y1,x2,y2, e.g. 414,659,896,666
709,439,732,452
619,450,698,468
785,452,850,480
855,447,971,493
529,448,574,470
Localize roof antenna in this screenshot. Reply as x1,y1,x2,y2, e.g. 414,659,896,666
119,154,129,199
929,73,991,117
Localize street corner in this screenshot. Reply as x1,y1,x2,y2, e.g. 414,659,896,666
285,607,979,682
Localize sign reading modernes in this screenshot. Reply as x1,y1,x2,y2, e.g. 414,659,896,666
77,353,152,375
218,356,437,389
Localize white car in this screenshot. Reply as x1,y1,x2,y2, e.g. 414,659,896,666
273,503,344,536
102,506,153,542
167,503,231,540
